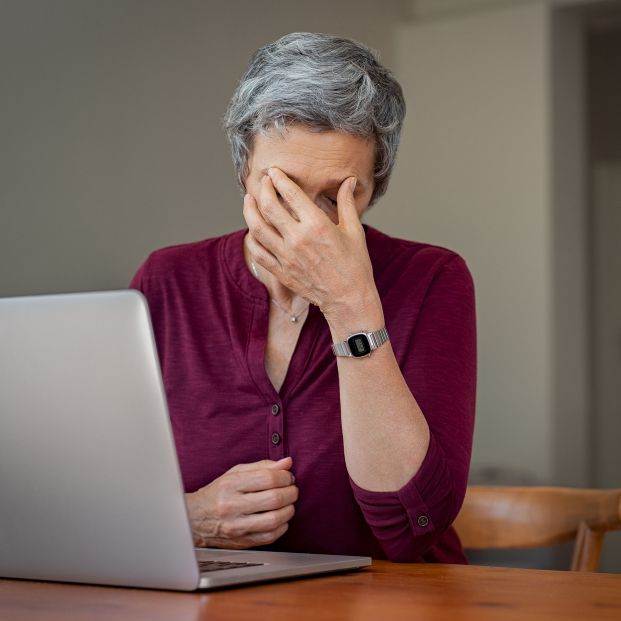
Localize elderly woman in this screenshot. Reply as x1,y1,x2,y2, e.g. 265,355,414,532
130,32,476,563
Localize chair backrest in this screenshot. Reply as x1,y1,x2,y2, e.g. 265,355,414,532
453,486,621,571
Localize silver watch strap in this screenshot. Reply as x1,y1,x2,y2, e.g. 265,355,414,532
332,340,353,357
331,327,389,357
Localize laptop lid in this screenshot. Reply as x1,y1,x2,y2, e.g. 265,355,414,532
0,291,200,590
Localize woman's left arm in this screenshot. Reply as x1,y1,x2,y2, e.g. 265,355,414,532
343,253,476,560
328,304,431,492
244,167,476,559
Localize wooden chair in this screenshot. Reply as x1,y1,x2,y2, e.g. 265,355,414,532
453,486,621,571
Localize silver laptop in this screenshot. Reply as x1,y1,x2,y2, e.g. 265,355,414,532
0,290,371,590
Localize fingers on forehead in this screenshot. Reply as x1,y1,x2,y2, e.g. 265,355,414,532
261,172,279,196
259,174,287,211
267,168,300,199
266,167,288,186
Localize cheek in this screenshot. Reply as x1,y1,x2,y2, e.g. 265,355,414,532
355,203,367,219
355,189,373,217
243,175,260,197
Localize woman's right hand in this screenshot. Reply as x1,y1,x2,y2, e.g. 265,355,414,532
185,457,298,549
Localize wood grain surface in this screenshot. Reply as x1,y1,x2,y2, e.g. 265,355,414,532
454,486,621,571
1,561,621,621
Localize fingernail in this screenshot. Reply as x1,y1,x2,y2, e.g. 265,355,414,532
350,177,357,192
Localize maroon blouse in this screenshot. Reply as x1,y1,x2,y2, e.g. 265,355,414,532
130,225,476,563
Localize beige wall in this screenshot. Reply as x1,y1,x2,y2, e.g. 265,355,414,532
0,0,407,296
368,1,586,485
589,19,621,572
589,13,621,491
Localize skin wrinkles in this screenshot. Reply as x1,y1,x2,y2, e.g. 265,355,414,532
246,126,375,224
186,124,430,550
240,125,430,497
239,125,378,405
241,125,380,401
182,35,426,553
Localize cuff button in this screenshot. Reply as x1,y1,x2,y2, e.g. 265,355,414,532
417,515,429,528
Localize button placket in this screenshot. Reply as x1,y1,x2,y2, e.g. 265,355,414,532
268,402,284,458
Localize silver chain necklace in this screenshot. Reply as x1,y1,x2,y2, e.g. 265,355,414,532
250,262,309,323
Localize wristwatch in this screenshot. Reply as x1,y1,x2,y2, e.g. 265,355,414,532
332,327,389,358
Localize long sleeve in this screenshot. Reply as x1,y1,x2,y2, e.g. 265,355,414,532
126,229,476,562
349,255,476,561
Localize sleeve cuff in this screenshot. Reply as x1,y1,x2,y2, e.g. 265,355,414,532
349,434,458,560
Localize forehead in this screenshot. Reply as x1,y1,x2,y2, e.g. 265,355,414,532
248,125,375,188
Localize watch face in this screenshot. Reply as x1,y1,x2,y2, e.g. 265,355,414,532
348,333,371,357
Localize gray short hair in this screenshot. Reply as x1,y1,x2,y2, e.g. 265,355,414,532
223,32,406,205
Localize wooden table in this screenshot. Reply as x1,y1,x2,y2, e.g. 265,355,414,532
1,561,621,621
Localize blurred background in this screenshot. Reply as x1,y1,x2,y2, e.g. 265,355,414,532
1,0,619,570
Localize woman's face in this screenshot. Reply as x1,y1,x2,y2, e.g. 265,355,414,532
244,125,376,224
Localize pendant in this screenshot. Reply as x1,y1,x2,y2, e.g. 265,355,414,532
291,316,297,323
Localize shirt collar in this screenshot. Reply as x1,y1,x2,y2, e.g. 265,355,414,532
222,228,270,304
